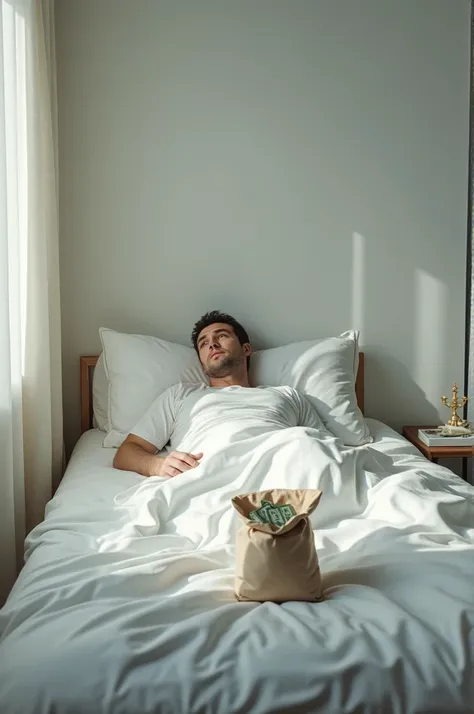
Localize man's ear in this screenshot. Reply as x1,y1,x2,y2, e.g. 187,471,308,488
243,343,252,357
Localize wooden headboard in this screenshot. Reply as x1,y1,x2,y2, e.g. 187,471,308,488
80,352,365,434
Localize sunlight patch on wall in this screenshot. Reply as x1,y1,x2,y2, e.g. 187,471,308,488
351,232,365,335
413,269,448,399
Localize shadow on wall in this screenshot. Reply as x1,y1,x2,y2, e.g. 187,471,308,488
364,351,440,431
350,223,462,431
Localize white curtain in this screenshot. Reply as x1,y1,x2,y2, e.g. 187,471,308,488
0,0,62,605
468,3,474,485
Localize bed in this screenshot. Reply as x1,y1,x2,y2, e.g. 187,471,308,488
1,349,474,714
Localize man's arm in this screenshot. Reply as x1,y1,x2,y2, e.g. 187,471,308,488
113,433,202,477
294,390,325,430
113,434,164,476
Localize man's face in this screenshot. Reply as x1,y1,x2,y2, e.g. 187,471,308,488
197,322,250,378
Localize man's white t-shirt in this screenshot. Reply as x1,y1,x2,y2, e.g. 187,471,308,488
131,383,323,454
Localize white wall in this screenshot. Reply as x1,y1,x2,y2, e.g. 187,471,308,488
56,0,471,455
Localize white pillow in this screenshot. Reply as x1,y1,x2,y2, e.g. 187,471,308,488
249,331,371,446
100,327,207,447
92,353,109,431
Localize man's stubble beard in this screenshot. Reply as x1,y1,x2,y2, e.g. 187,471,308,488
205,353,245,379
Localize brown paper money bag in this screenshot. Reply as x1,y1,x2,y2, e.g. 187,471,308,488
232,489,323,603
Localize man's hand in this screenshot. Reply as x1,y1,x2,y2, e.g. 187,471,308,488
114,434,203,479
159,451,203,478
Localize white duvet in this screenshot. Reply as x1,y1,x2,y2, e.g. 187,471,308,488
1,420,474,714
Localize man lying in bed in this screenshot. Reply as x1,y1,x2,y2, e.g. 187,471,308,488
114,310,322,477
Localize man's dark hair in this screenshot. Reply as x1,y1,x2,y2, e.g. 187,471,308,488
191,310,251,368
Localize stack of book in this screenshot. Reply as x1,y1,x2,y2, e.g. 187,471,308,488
417,428,474,447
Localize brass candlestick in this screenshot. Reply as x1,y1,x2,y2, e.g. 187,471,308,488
441,384,468,427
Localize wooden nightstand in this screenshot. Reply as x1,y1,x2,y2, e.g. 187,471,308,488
402,426,471,480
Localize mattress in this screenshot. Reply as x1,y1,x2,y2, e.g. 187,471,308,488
1,419,473,714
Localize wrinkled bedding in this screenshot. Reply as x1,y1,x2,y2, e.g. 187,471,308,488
1,419,473,714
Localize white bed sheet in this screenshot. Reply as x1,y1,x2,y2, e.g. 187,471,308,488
1,419,474,714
